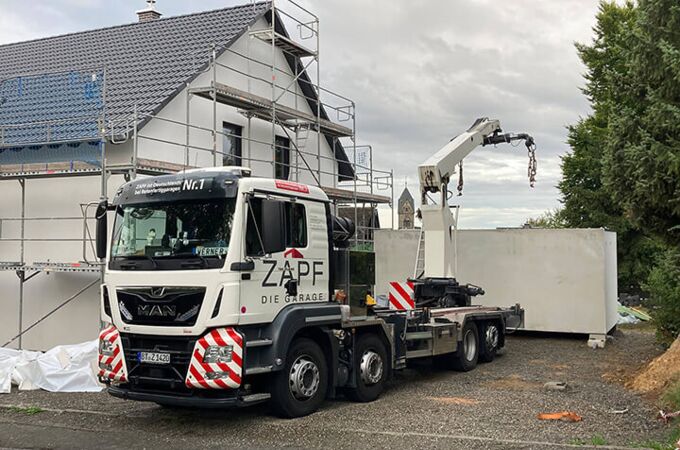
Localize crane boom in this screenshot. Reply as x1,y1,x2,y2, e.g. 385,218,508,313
417,117,536,279
419,118,502,199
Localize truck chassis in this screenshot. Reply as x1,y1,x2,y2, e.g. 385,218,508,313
105,298,522,416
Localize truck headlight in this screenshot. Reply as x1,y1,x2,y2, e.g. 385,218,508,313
203,345,233,364
99,339,115,357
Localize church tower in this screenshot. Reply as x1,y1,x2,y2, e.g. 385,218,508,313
398,185,415,229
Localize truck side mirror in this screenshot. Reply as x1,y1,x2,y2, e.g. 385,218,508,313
260,199,286,254
95,200,108,259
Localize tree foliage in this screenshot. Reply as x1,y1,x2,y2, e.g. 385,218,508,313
604,0,680,246
523,209,565,229
645,248,680,343
559,0,680,338
601,0,680,339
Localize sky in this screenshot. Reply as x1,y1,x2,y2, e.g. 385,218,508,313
0,0,600,228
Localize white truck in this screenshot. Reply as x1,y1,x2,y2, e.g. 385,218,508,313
95,118,534,417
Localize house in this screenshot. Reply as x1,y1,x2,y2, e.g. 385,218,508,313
0,1,391,350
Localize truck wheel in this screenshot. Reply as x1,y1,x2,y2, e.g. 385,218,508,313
345,334,387,402
451,321,479,372
270,338,328,418
479,321,500,363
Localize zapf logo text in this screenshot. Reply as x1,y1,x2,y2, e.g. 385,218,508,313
137,304,177,317
261,260,324,287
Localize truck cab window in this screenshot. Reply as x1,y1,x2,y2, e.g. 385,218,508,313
275,136,290,180
286,203,307,248
245,198,264,256
245,198,307,256
111,199,235,267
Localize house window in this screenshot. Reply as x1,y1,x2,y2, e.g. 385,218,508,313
275,135,290,180
222,122,242,166
245,198,307,256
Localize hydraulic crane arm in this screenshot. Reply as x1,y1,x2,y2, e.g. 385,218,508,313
416,117,536,279
418,117,536,203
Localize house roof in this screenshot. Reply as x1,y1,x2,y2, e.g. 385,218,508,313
0,2,353,179
0,3,270,124
398,186,414,207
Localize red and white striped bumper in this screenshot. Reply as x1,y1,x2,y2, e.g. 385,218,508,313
185,327,244,390
97,325,128,382
389,281,415,310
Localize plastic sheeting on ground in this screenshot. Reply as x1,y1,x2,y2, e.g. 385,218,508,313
617,302,649,325
0,340,102,394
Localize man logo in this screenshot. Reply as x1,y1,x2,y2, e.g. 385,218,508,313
138,304,176,317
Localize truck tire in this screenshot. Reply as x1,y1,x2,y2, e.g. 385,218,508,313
345,334,388,402
479,321,500,363
270,337,328,418
451,321,479,372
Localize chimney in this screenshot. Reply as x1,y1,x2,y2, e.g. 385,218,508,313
136,0,162,23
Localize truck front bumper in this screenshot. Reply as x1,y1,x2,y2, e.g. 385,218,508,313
107,385,268,408
98,326,244,391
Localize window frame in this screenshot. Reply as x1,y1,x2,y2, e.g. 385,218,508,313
244,196,307,257
222,122,243,166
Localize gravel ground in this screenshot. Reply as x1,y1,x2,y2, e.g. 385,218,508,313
0,329,671,449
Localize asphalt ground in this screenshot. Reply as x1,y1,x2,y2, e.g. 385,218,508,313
0,329,672,449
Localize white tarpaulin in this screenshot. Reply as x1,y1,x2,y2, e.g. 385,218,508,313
0,340,102,393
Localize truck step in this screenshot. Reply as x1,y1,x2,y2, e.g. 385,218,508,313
405,331,432,341
241,393,271,404
405,349,432,359
246,338,273,348
246,365,273,375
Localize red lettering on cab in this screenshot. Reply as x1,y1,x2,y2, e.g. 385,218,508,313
275,180,310,194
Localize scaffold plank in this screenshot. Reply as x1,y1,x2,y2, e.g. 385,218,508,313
191,82,353,138
249,29,317,59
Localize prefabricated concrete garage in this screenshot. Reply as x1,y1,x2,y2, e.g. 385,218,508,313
375,228,618,346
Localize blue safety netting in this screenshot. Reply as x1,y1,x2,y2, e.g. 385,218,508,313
0,70,104,165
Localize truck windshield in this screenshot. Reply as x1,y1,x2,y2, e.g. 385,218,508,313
111,199,235,268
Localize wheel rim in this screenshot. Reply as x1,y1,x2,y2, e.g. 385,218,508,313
485,325,499,350
289,355,320,400
463,329,477,361
360,350,384,385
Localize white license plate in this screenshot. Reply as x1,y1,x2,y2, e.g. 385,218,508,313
138,351,171,365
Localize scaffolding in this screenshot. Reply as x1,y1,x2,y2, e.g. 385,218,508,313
0,0,393,348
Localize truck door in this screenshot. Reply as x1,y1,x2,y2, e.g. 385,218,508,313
238,195,329,325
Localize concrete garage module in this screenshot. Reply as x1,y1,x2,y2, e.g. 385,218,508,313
375,228,618,346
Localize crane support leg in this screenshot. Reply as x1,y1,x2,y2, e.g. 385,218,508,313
420,204,456,278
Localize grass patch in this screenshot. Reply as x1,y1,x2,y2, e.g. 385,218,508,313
634,426,680,450
568,435,608,446
590,435,607,446
661,379,680,410
9,406,44,415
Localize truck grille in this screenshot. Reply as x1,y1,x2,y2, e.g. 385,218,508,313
116,287,205,327
120,333,197,391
